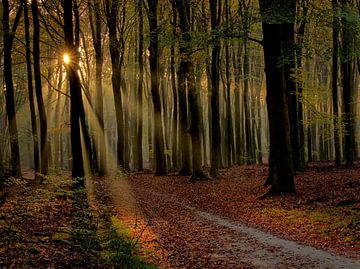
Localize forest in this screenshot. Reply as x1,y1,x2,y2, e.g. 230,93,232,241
0,0,359,268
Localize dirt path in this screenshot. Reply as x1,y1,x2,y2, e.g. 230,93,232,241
104,177,360,269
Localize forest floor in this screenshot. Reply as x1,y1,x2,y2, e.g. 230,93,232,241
0,162,359,268
103,161,360,268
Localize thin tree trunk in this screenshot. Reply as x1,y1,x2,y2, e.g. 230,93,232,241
32,0,48,177
209,0,221,178
147,0,166,175
136,0,144,171
332,0,342,167
2,0,22,178
23,0,40,180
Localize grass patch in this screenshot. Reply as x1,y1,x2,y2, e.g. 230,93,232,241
260,206,360,245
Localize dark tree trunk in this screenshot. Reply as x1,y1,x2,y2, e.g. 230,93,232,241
295,0,308,168
174,0,207,180
340,0,356,166
32,0,48,177
2,0,22,178
332,0,342,167
89,0,106,174
63,0,84,181
209,0,221,178
147,0,166,175
282,1,301,172
104,0,125,169
233,42,243,164
259,0,295,195
225,0,234,166
23,0,40,180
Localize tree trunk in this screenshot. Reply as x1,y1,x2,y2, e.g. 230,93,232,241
170,10,178,170
136,0,144,171
282,1,301,172
89,0,106,174
147,0,166,175
63,0,85,182
32,0,48,177
2,0,22,178
340,0,356,166
332,0,342,167
23,0,40,180
209,0,221,178
259,0,295,195
104,0,125,169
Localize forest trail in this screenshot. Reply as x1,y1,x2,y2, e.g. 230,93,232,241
102,175,360,269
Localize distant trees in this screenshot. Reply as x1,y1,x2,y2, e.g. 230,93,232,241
0,0,359,191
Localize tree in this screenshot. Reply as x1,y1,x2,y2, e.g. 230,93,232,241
340,0,357,166
2,0,22,178
135,0,144,171
332,0,342,167
209,0,221,178
259,0,295,194
103,0,127,170
173,0,208,180
146,0,166,175
32,0,48,177
23,0,40,180
63,0,85,181
88,0,106,174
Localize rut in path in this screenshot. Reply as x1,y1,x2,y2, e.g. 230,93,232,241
101,177,360,269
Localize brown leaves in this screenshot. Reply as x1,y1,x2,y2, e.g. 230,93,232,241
123,162,360,267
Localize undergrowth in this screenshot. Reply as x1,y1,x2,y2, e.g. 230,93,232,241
0,174,156,268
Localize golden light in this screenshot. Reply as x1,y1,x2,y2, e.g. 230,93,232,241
63,53,70,64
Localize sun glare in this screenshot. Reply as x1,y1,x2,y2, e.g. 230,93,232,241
63,53,70,64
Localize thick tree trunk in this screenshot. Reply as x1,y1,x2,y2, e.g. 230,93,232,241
174,0,207,180
2,0,22,178
259,0,295,195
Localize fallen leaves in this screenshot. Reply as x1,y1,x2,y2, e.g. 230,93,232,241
122,161,359,267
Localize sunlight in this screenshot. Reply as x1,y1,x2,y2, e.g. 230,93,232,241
63,53,70,64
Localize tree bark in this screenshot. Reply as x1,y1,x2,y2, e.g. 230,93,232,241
136,0,144,171
2,0,22,178
32,0,48,177
259,0,295,195
63,0,85,182
23,0,40,180
209,0,221,178
340,0,356,166
89,0,106,174
332,0,342,167
147,0,166,175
